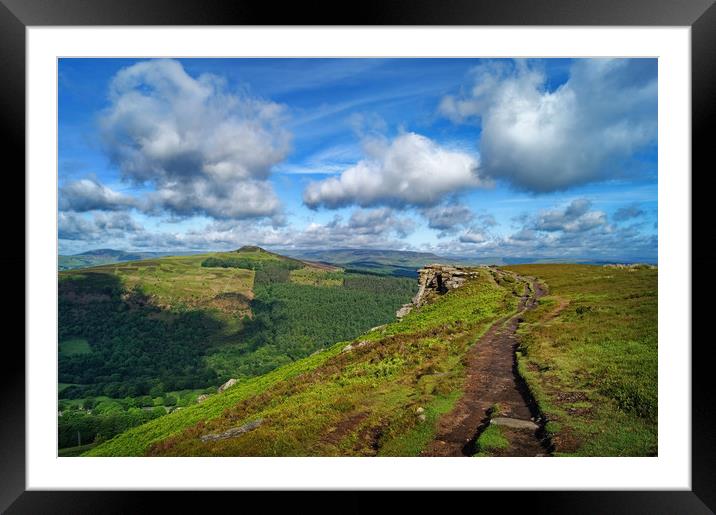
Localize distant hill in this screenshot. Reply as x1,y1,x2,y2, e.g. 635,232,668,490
282,248,473,277
58,249,201,270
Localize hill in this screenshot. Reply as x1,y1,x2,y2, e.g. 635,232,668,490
58,249,200,270
85,263,657,457
58,247,417,450
283,248,470,277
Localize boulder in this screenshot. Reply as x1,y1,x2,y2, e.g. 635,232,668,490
218,378,238,393
199,419,264,442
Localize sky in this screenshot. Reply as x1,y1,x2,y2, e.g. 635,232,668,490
58,58,658,261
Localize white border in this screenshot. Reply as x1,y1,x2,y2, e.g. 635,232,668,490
27,27,691,490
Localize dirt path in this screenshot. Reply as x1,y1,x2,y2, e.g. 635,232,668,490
422,276,551,457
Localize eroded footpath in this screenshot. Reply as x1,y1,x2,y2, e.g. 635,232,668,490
422,276,552,457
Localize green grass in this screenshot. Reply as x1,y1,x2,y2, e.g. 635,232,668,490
59,338,91,356
474,424,509,456
289,267,344,287
74,253,255,319
507,264,657,456
84,345,343,456
378,391,461,456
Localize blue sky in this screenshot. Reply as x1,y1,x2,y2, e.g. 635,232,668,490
58,58,657,261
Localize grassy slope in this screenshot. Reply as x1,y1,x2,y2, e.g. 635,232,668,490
86,269,517,456
506,264,657,456
63,252,259,321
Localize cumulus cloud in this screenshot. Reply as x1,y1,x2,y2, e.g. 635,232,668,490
459,228,488,244
100,59,290,220
533,199,608,233
453,210,499,245
344,208,416,238
421,204,474,235
439,59,657,192
59,211,143,241
303,132,484,209
432,196,656,260
613,203,645,222
59,178,136,212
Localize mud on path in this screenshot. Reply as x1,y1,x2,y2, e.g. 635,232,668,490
422,276,552,457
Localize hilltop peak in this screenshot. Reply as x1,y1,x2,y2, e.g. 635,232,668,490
236,245,268,253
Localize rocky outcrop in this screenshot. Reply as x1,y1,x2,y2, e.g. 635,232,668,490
603,263,657,270
342,340,370,353
396,264,481,318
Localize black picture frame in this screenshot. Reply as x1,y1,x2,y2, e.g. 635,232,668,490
2,0,713,512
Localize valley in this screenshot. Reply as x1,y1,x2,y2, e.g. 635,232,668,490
58,246,416,451
58,247,657,457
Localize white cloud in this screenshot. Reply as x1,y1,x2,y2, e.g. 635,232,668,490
421,204,474,234
59,211,143,241
533,199,608,233
459,228,488,244
439,59,657,192
303,132,484,209
118,208,415,252
59,178,136,212
100,59,290,220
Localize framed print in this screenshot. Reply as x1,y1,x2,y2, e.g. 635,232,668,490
3,0,714,512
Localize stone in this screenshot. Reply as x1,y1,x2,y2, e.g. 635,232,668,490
396,304,413,318
411,264,481,307
417,413,427,422
218,378,238,393
490,417,539,430
199,419,264,442
415,407,425,414
343,340,370,353
196,394,209,403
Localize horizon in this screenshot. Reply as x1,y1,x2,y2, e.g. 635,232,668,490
59,58,658,262
60,245,658,265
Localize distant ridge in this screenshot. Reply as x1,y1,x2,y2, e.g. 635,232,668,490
58,248,202,271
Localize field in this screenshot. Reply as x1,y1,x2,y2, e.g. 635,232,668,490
506,264,657,456
81,254,255,319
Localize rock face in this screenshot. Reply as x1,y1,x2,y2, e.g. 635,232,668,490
396,264,481,318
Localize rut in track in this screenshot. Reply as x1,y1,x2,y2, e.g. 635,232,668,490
422,276,552,457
